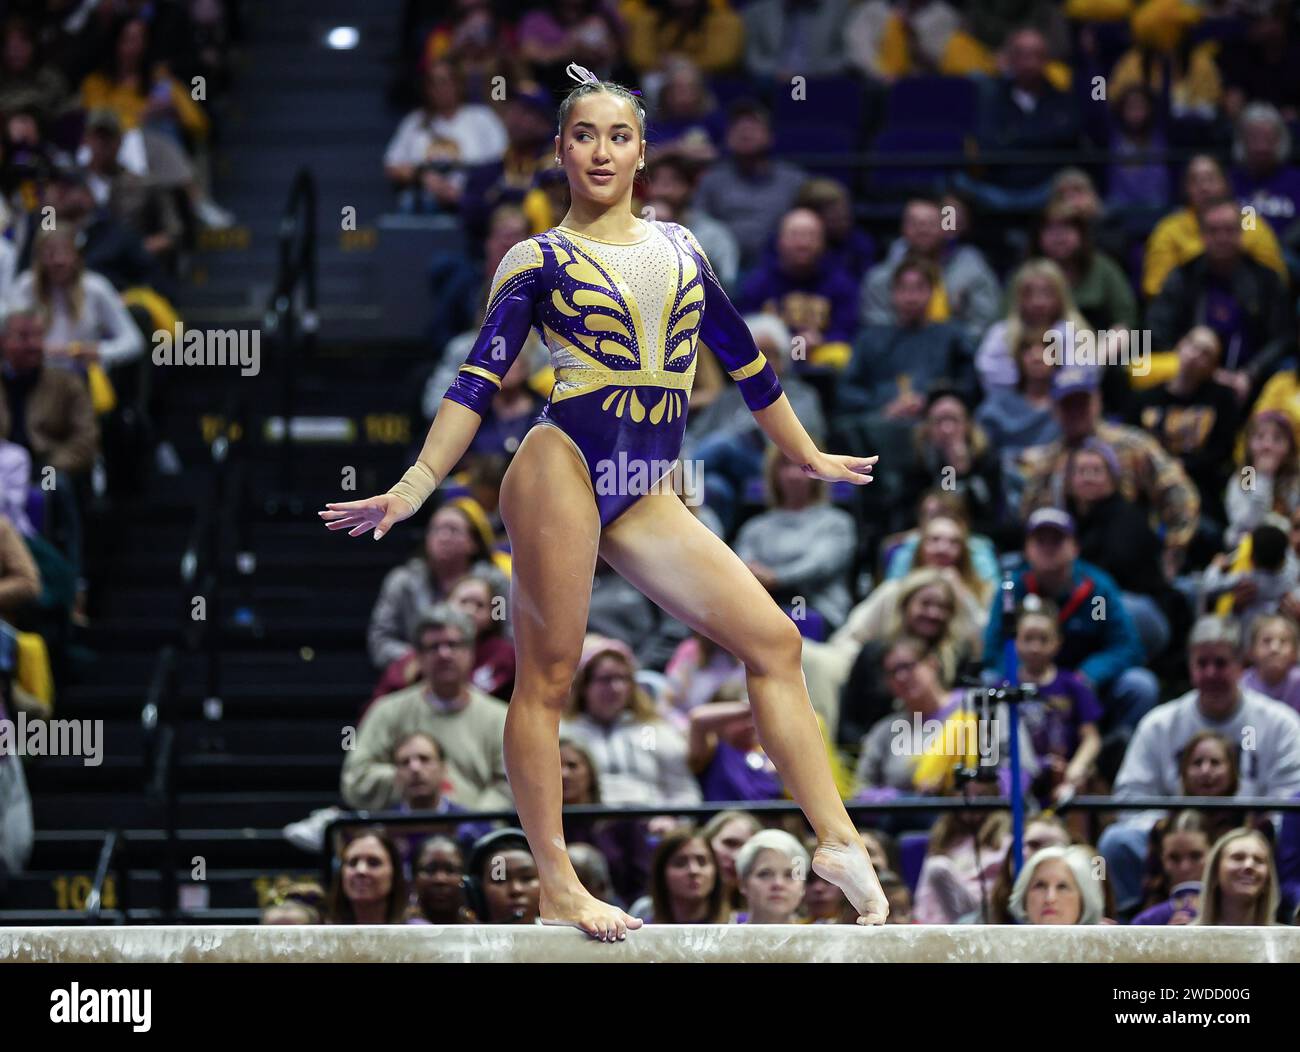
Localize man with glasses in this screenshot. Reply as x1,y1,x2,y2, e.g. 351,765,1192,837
343,605,512,812
1099,615,1300,918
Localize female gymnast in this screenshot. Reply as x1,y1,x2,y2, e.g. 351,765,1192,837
321,64,889,939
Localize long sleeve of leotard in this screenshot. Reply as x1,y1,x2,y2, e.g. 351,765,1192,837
441,238,543,417
678,225,783,413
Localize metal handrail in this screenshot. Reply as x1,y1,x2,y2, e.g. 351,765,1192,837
84,830,130,924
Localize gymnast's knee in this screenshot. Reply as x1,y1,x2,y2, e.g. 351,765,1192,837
510,653,580,713
740,615,804,678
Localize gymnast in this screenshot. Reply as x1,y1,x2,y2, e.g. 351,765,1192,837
321,63,888,939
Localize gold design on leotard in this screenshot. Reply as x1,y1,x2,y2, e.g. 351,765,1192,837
544,228,704,420
458,365,503,387
728,351,768,381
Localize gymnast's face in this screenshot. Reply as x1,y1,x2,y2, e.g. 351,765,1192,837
555,92,645,209
582,655,634,724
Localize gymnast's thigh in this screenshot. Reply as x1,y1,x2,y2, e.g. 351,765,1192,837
499,425,601,668
597,491,799,671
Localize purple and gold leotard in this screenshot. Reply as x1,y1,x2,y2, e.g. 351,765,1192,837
443,219,784,527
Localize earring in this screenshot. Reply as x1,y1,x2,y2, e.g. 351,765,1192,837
554,157,561,165
637,160,645,169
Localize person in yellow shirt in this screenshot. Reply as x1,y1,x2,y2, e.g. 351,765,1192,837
626,0,744,75
79,18,209,145
1142,154,1286,298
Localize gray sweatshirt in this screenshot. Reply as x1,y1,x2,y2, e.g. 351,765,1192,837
1114,687,1300,803
732,504,856,627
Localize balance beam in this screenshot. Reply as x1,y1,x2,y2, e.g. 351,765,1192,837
3,924,1298,963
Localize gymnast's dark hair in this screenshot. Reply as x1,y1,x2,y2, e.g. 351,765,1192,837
556,76,647,141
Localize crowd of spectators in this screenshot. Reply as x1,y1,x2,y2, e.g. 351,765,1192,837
303,0,1300,927
0,0,241,881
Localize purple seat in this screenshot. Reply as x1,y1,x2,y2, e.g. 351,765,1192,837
900,831,930,893
885,76,977,131
25,486,45,535
870,126,966,190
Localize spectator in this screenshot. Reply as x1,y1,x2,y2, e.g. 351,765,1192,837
703,809,760,914
732,443,856,630
956,815,1071,923
881,490,1000,587
627,0,743,75
983,508,1156,732
1240,613,1300,716
839,256,972,417
689,689,784,802
1101,616,1300,915
0,511,39,620
1019,365,1201,572
694,99,808,270
560,636,701,806
859,198,1001,347
343,605,512,810
1132,325,1238,525
0,309,97,476
81,107,183,274
1108,17,1223,121
568,842,618,907
80,15,210,149
7,229,145,371
804,859,856,923
383,56,507,214
1013,602,1103,805
1224,411,1300,548
634,826,730,923
0,15,70,125
742,0,850,79
1203,520,1299,628
1007,845,1106,925
832,567,981,745
976,330,1061,483
1032,201,1138,333
260,882,325,925
388,731,489,860
43,168,157,292
411,835,471,924
686,314,823,534
854,636,963,793
644,152,738,290
734,829,809,924
1147,197,1295,401
460,88,553,229
962,27,1079,207
1230,102,1300,234
1195,828,1281,926
463,829,540,924
846,514,993,644
735,207,857,370
1216,5,1300,121
325,831,411,924
366,498,506,669
975,259,1089,394
1142,154,1287,299
897,382,1003,540
664,629,746,729
1105,84,1171,211
1064,437,1176,659
1176,730,1272,850
1132,811,1210,925
912,778,1009,923
515,1,630,86
643,57,727,161
796,178,875,287
0,440,34,537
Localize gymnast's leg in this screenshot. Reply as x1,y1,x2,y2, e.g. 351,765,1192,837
599,489,889,924
497,425,642,940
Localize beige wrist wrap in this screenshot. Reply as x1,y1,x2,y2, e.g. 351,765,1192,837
388,461,439,514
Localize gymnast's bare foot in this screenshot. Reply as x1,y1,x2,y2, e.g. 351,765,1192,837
539,886,644,942
813,838,890,925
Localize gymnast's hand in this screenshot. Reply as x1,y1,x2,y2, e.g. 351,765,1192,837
318,494,413,540
798,452,878,485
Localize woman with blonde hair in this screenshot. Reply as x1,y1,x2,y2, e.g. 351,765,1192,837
6,228,144,372
975,258,1089,394
1195,828,1280,927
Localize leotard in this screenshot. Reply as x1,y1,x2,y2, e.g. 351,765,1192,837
443,219,784,527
